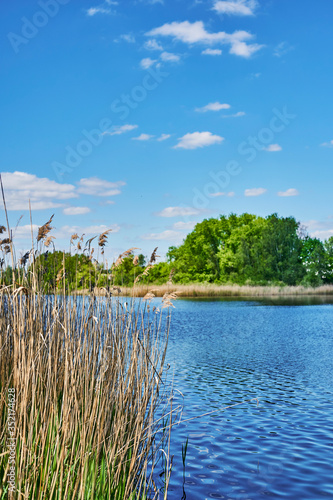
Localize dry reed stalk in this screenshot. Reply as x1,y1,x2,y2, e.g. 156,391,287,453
110,283,333,298
37,215,54,243
0,261,173,499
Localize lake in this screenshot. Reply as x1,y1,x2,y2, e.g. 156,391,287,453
161,297,333,500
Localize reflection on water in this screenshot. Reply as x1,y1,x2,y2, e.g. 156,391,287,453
163,299,333,499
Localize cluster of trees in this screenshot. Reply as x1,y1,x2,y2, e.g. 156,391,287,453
166,213,333,286
3,213,332,289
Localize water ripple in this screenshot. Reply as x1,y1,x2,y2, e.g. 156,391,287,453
163,299,333,499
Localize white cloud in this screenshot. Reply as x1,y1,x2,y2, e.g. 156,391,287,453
195,101,231,112
263,143,282,152
209,191,235,197
102,124,138,136
202,48,222,56
146,21,263,58
222,111,246,118
277,188,299,197
86,7,112,16
132,133,155,141
56,224,120,239
77,177,125,197
140,57,157,69
63,207,91,215
144,39,163,50
141,52,180,69
160,51,180,63
311,229,333,239
147,20,228,44
174,131,224,150
321,140,333,148
157,134,171,141
141,230,183,241
172,221,196,230
14,224,39,240
213,0,258,16
245,188,267,197
155,206,201,217
87,0,117,16
0,172,126,211
0,171,77,211
302,219,333,241
229,40,263,57
118,33,135,43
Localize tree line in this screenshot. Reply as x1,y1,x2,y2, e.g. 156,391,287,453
2,213,332,289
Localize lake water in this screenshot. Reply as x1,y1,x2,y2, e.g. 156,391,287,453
162,297,333,500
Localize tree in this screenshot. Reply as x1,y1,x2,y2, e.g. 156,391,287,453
300,237,331,285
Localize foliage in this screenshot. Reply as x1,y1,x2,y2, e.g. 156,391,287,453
167,213,333,287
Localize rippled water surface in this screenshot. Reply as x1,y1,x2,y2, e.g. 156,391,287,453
162,298,333,500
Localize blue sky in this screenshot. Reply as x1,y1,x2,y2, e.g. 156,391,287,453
1,0,333,261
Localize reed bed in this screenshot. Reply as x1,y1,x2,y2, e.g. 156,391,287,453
0,285,176,499
0,195,176,499
104,283,333,298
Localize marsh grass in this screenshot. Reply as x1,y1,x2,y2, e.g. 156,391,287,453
0,286,176,499
0,195,176,499
112,283,333,298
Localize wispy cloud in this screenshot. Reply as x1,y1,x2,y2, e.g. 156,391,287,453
172,221,197,230
174,132,224,150
140,57,157,69
87,7,112,16
63,207,91,215
202,48,222,56
102,124,138,136
155,206,201,217
277,188,299,197
263,143,282,152
140,52,180,69
209,191,235,197
157,134,171,141
144,39,164,51
160,51,180,63
132,133,155,141
222,111,246,118
77,177,125,197
86,1,117,17
117,33,136,43
195,101,231,112
303,219,333,241
274,41,294,58
321,140,333,148
146,21,263,58
245,188,267,197
56,224,120,239
141,230,183,241
141,0,164,4
213,0,258,16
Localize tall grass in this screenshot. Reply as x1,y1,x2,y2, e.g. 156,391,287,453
112,283,333,298
0,204,175,499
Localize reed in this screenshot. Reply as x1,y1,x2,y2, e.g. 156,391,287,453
103,283,333,298
0,206,175,499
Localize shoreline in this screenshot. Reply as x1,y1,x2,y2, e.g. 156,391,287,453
85,284,333,298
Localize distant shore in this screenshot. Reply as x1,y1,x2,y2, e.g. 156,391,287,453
87,284,333,298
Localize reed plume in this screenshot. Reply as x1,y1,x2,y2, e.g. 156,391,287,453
37,214,54,242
